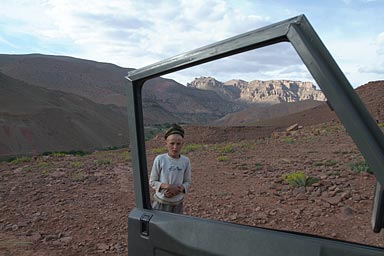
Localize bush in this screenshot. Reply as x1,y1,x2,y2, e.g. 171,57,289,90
96,159,112,166
38,162,50,168
220,144,235,153
282,172,319,187
71,161,84,168
151,147,167,154
70,170,85,181
120,151,132,161
282,137,295,144
313,159,338,167
9,157,32,164
43,150,87,157
181,144,204,154
52,152,66,157
348,161,372,174
217,156,230,162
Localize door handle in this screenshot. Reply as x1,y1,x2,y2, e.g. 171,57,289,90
140,214,153,237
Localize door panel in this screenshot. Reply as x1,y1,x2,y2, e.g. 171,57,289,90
129,208,383,256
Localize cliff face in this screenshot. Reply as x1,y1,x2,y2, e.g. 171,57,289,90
187,77,326,104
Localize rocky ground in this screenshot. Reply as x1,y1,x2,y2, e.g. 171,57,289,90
1,121,384,255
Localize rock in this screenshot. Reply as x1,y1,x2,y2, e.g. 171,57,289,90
58,236,72,244
292,209,302,215
268,209,277,216
352,194,362,201
96,243,110,252
286,123,299,132
296,194,307,200
309,221,317,229
294,187,306,194
256,212,268,220
29,232,42,242
43,234,58,243
311,189,322,197
322,195,342,205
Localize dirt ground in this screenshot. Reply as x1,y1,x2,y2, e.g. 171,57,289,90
1,121,384,255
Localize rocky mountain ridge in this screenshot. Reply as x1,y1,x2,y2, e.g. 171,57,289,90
187,76,326,104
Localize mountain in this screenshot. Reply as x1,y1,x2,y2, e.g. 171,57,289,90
212,100,324,126
240,80,384,128
187,76,326,104
0,72,129,158
0,54,247,125
142,77,246,124
0,54,132,107
1,53,380,158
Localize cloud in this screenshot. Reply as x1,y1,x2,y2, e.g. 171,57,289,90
356,32,384,77
0,0,382,87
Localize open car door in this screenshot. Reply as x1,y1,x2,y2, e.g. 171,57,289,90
126,15,384,256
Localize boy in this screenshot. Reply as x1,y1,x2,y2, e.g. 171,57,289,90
149,124,192,214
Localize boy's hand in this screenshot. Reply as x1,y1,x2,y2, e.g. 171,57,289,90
164,184,183,198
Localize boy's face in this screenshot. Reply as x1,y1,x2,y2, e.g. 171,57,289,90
165,134,184,158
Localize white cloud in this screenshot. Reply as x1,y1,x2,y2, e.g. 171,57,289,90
0,0,382,87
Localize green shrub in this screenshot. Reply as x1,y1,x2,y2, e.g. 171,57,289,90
120,151,132,161
42,169,51,176
313,159,337,167
282,137,295,144
313,161,324,167
52,152,66,157
9,157,32,164
254,163,263,170
22,166,33,172
181,144,204,154
96,159,112,166
282,172,319,187
151,147,167,154
38,162,50,168
0,240,33,247
324,159,337,166
348,161,372,174
71,161,84,168
42,150,87,156
220,144,235,153
237,163,248,170
217,155,230,162
70,170,85,181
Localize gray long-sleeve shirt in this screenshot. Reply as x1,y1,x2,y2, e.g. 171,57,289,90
149,153,192,204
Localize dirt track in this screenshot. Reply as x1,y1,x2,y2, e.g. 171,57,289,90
1,121,384,255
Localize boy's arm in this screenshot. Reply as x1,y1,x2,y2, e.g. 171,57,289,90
149,157,162,192
181,159,192,193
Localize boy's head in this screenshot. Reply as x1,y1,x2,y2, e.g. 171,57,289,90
164,123,184,139
164,124,185,158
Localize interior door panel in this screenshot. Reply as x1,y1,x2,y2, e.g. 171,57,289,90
129,208,383,256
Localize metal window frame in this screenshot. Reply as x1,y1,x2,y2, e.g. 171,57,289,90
125,14,384,210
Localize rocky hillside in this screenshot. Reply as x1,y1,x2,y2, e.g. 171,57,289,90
0,72,129,158
187,76,326,104
1,54,380,158
0,54,132,107
244,80,384,128
0,54,247,125
213,100,324,126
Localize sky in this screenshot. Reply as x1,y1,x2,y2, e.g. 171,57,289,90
0,0,383,88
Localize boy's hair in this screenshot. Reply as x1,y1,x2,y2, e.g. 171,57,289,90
164,123,184,139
